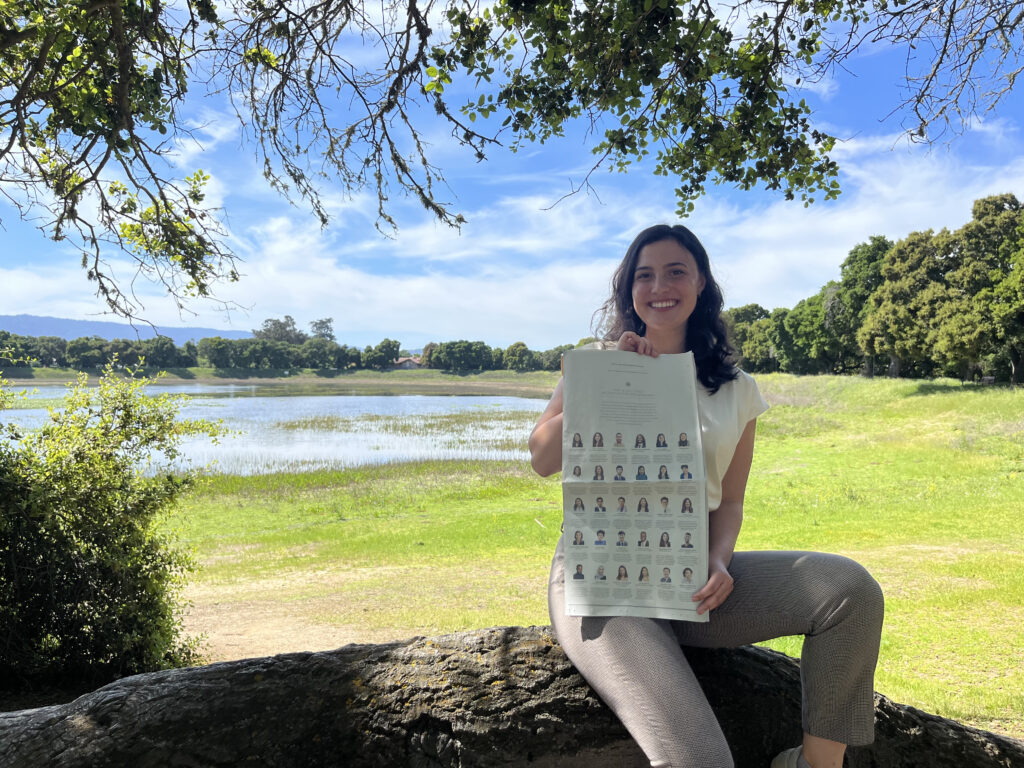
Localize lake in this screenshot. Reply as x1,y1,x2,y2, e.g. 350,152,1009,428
1,383,546,474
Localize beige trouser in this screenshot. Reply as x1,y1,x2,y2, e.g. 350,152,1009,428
548,538,884,768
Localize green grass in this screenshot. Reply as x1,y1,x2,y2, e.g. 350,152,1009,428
178,461,562,632
3,366,561,398
174,374,1024,737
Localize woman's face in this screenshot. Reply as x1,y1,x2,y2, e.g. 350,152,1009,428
631,238,706,341
618,567,627,578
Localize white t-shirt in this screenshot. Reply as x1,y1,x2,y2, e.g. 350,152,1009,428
698,371,768,511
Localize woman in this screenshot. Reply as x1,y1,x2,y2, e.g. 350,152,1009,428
636,497,649,513
656,433,668,448
572,432,583,448
594,465,605,481
634,434,646,448
616,565,629,581
572,465,582,478
658,531,671,548
572,530,585,546
681,497,694,514
572,498,584,512
593,432,604,447
638,566,650,583
658,465,670,479
682,566,694,585
529,224,883,768
679,432,689,447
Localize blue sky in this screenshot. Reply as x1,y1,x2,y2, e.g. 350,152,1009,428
2,31,1023,351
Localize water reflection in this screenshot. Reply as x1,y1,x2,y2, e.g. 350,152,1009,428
2,387,545,475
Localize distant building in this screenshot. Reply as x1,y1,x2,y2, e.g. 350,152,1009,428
392,357,422,370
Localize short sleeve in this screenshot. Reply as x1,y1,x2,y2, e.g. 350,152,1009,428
737,370,769,425
697,370,768,511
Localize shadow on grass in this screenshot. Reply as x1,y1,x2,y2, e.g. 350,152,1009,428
906,380,1016,397
0,366,36,379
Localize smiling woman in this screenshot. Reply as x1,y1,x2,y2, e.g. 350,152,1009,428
529,224,884,768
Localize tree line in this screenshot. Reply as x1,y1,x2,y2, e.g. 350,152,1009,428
3,194,1021,381
723,194,1024,383
0,316,583,374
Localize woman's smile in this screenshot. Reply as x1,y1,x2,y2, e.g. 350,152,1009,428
631,238,705,349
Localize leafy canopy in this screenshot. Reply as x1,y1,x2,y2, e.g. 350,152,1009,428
1,0,1021,316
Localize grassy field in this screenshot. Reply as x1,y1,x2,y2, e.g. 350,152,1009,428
174,375,1023,737
1,366,562,398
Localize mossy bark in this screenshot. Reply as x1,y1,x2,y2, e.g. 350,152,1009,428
1,626,1021,767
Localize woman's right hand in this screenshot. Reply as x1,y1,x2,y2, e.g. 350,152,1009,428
616,331,657,357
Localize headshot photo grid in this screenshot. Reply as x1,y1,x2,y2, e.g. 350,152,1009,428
562,352,709,620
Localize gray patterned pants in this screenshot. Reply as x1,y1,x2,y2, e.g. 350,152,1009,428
548,539,884,768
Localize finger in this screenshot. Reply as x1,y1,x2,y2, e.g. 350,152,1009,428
693,573,731,601
695,585,728,614
692,572,725,599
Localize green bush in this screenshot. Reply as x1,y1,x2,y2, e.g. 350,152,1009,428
0,365,222,685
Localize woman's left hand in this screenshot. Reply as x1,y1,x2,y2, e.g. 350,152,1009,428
693,559,734,615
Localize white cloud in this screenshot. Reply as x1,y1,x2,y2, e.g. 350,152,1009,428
697,146,1024,311
786,72,840,101
170,108,240,169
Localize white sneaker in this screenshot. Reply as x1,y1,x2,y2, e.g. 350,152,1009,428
770,747,805,768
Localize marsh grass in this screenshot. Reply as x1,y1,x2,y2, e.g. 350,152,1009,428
2,397,64,410
274,408,542,453
177,374,1023,737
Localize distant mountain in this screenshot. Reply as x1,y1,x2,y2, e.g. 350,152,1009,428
0,314,252,346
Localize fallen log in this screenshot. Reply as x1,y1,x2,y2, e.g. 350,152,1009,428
1,626,1021,767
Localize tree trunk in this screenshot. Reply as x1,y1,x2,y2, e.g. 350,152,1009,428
887,354,901,378
1009,344,1022,384
1,626,1021,768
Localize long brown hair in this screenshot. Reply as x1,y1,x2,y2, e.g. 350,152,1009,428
594,224,737,393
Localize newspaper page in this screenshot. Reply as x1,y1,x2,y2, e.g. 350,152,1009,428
562,349,708,622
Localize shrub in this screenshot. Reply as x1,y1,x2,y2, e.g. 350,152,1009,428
0,365,222,685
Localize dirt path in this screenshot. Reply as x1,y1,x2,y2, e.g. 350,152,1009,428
182,593,408,663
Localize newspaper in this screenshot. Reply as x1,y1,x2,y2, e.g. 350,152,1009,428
562,349,708,622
